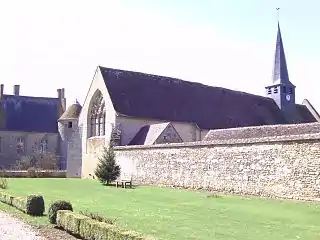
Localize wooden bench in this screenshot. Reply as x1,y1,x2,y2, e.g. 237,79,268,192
116,176,132,188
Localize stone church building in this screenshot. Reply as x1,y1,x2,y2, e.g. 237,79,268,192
0,23,319,176
66,23,320,178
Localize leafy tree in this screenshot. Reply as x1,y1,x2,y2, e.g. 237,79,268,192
94,145,121,185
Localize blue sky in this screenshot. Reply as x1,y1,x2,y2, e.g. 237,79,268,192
0,0,319,110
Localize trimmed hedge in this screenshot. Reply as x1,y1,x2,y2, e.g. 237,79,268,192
57,210,156,240
48,200,73,224
25,195,45,216
0,192,45,216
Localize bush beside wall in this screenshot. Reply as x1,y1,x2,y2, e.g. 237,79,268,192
57,210,155,240
0,192,45,216
0,170,66,178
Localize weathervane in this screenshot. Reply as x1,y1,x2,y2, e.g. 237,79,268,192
276,8,280,22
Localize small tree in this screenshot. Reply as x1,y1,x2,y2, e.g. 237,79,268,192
94,145,121,185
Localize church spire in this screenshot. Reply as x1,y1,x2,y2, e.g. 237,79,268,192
266,15,296,117
272,22,290,85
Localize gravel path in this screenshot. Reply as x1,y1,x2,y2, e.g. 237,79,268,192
0,211,46,240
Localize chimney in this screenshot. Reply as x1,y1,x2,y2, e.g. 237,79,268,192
0,84,3,100
61,88,65,99
13,85,20,96
61,88,66,112
57,89,62,99
57,88,66,114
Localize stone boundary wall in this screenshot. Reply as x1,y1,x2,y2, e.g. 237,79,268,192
115,133,320,201
0,170,67,178
204,122,320,141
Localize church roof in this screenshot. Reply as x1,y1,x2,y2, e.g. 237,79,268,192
0,95,60,133
59,101,82,120
99,66,293,130
295,104,317,123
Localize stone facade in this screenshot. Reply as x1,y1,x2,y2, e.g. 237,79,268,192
72,68,209,178
77,68,116,178
66,125,82,177
0,131,59,169
114,133,320,201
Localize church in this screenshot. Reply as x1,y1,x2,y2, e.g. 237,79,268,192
0,23,319,176
64,22,319,178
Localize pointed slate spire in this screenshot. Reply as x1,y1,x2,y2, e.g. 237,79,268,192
272,22,290,85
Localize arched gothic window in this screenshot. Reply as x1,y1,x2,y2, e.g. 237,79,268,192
89,91,106,137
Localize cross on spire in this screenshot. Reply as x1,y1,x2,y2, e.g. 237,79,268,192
276,8,280,22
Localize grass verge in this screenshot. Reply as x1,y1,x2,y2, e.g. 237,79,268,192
1,178,320,240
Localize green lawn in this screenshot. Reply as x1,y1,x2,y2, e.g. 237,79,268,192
0,178,320,240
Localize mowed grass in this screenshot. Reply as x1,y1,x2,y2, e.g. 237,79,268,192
1,178,320,240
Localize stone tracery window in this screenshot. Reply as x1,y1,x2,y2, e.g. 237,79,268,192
89,90,106,137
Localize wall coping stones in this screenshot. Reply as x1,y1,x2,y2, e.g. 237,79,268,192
114,132,320,151
204,122,320,141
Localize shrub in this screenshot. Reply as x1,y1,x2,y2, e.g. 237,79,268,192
79,210,116,225
48,200,73,224
27,167,37,178
0,177,8,189
57,210,154,240
25,195,45,216
94,145,121,185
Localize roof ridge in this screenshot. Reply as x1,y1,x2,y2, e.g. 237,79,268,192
99,66,269,100
3,94,59,100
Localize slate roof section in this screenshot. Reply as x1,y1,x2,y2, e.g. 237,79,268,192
301,99,320,122
0,95,60,133
295,104,317,123
128,122,171,145
99,66,294,130
59,101,82,120
203,122,320,141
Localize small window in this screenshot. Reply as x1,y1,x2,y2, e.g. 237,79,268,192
68,122,73,128
39,139,48,153
267,88,272,94
289,88,293,94
283,86,286,93
273,87,278,93
16,137,25,154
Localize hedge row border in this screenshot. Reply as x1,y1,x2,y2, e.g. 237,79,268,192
0,191,156,239
0,191,45,216
57,210,156,240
